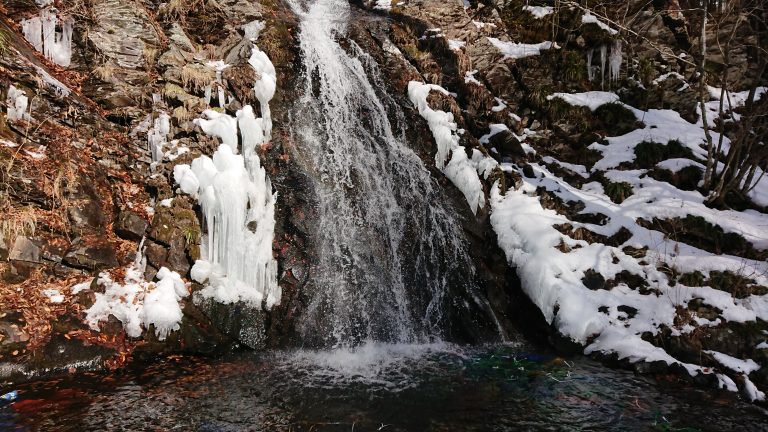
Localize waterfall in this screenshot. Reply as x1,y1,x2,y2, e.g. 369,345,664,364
288,0,495,347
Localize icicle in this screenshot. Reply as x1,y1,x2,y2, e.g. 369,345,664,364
21,17,43,51
609,40,622,82
600,45,607,89
248,46,276,140
204,85,212,106
148,112,171,162
6,85,29,122
22,8,73,67
586,48,594,81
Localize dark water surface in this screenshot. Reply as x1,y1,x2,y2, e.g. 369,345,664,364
1,343,766,431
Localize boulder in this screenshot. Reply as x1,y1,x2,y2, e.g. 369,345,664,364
115,210,149,241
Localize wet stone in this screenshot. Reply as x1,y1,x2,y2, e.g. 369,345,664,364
115,210,149,241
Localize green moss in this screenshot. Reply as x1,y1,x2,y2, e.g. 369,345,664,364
678,271,705,287
634,139,694,169
559,51,587,83
594,102,638,135
605,181,633,203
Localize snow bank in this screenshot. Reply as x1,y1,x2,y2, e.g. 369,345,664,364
408,81,489,214
488,92,768,398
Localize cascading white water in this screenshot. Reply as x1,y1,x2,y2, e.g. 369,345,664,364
288,0,492,347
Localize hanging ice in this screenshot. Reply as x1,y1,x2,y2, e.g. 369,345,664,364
176,106,279,308
21,8,73,67
600,45,607,89
408,81,486,214
194,110,239,149
609,40,622,82
586,48,594,81
148,112,171,162
248,46,276,140
6,85,29,122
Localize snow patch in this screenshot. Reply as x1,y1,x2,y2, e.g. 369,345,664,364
487,38,558,59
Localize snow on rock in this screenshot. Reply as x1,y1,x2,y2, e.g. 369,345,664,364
655,157,705,173
547,91,619,111
42,289,64,303
523,5,554,19
85,259,189,340
487,38,558,59
581,12,618,34
408,81,489,214
705,350,761,374
373,0,392,10
743,375,766,402
464,70,481,86
489,149,768,394
448,39,466,51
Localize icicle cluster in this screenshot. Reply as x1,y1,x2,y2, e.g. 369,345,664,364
204,61,230,108
586,41,622,86
408,81,487,214
148,112,171,163
173,32,280,309
6,85,29,122
174,107,279,308
21,8,73,67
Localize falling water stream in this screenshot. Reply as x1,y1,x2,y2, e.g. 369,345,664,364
288,0,496,347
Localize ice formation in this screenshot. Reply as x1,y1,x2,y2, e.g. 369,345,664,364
486,38,558,60
193,110,239,149
586,49,594,81
248,46,277,140
6,85,29,122
608,40,622,82
408,81,490,214
599,45,607,88
85,255,189,341
21,8,73,67
205,61,230,108
148,112,171,163
177,106,279,308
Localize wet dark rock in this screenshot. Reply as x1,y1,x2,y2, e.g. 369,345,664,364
522,163,535,178
196,298,266,350
633,360,669,375
582,269,605,291
115,210,149,241
144,240,169,270
63,238,119,271
67,200,106,231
